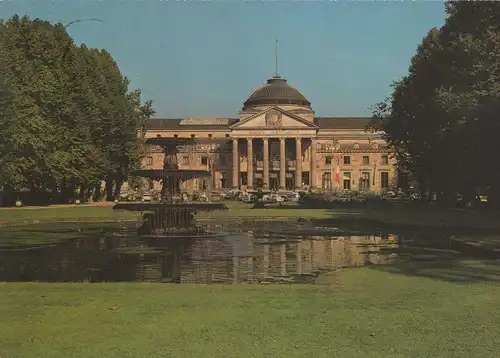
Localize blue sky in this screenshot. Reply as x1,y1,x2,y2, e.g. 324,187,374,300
0,0,446,118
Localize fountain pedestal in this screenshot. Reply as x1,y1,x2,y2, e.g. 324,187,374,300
113,138,227,238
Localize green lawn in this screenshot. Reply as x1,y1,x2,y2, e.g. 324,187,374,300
0,205,139,227
1,202,499,357
1,267,499,358
1,201,500,231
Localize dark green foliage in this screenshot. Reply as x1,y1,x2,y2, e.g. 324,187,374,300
371,2,500,205
0,15,155,205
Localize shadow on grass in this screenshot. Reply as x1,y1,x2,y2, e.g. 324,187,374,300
310,209,500,235
365,235,500,283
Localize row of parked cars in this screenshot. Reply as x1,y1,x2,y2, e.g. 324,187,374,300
119,188,419,204
236,191,301,204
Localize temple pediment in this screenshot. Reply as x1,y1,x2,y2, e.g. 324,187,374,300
230,107,318,130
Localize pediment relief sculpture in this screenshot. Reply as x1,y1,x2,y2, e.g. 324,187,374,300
265,110,283,128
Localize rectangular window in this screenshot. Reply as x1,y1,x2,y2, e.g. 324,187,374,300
301,172,309,186
360,172,370,191
362,156,370,165
325,156,332,165
381,155,389,165
182,156,189,165
146,156,153,166
323,172,332,189
201,156,208,166
343,172,351,190
343,156,351,165
381,172,389,189
208,134,212,138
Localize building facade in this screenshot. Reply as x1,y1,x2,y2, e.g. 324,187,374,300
140,74,397,193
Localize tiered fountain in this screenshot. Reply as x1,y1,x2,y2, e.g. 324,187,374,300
113,137,227,238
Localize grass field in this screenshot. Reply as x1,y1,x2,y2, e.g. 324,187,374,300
1,202,500,357
1,267,499,358
1,200,500,231
0,204,138,227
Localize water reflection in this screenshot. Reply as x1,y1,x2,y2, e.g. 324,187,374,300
0,223,399,283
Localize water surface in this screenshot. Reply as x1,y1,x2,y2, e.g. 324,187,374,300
0,221,402,283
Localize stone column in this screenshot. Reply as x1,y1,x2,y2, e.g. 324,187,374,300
310,138,317,189
263,138,269,189
279,138,286,190
232,139,239,189
295,137,302,189
247,138,253,189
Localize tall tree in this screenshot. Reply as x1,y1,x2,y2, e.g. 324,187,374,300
0,15,154,205
371,2,500,206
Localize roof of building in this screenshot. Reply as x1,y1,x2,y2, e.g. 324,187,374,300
242,76,311,110
147,118,238,130
315,117,372,130
147,116,371,131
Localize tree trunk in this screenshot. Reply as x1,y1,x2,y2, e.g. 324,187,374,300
105,179,114,201
93,184,103,202
114,179,123,200
79,184,86,201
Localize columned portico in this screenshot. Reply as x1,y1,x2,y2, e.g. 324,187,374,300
142,74,397,195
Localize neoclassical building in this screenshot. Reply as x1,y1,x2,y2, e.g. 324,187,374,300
141,74,397,193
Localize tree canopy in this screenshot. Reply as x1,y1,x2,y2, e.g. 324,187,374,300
370,1,500,205
0,15,154,205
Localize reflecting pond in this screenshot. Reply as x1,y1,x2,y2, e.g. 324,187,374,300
0,221,497,283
